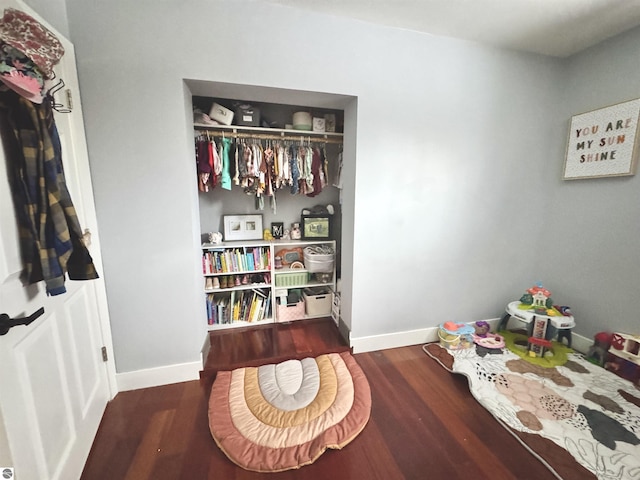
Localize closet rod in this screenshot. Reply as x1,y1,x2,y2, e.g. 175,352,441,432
195,129,344,145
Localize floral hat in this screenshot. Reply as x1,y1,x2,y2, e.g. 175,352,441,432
0,41,45,103
0,8,64,79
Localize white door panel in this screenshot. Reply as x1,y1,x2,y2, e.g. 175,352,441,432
0,2,115,479
61,288,104,416
15,314,75,480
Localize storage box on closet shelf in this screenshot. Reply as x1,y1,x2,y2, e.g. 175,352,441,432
293,111,312,131
303,245,335,273
209,103,234,125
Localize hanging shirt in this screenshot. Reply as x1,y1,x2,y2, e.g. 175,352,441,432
196,139,211,192
307,146,324,197
290,145,300,194
221,137,232,190
0,90,98,295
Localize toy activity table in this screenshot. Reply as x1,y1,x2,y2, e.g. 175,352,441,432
497,301,576,347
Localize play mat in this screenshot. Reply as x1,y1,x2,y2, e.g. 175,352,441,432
424,340,640,480
208,351,371,472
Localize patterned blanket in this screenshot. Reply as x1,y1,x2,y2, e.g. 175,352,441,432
424,340,640,480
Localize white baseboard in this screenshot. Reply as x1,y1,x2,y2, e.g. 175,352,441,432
351,317,592,355
115,361,201,392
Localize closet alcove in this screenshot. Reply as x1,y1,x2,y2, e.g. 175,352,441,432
184,79,357,343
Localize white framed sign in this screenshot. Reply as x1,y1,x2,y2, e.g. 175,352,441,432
563,98,640,180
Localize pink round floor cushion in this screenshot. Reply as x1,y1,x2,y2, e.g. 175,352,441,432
208,352,371,472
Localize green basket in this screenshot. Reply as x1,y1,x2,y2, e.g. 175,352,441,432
275,271,309,287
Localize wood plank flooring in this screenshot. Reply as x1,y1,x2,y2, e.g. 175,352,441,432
81,318,558,480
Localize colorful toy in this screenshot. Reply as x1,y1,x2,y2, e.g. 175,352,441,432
586,332,613,366
498,283,575,348
473,321,490,337
528,336,553,357
473,332,505,350
438,322,475,350
520,282,553,314
605,332,640,385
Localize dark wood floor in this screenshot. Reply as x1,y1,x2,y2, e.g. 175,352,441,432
81,318,559,480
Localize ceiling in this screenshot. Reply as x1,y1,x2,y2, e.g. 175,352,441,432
261,0,640,57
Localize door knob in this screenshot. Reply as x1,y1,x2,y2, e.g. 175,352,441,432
0,307,45,335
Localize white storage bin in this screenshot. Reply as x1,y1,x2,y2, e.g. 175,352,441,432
209,103,234,125
303,247,335,273
303,287,332,316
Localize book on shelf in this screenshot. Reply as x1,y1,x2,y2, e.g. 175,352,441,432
203,253,213,275
229,290,236,323
251,248,259,270
246,248,255,271
235,248,245,271
248,293,258,322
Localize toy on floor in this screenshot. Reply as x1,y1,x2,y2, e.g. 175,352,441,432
498,283,575,348
519,283,554,314
474,321,490,337
438,322,474,350
605,332,640,385
528,337,553,357
586,332,613,366
474,333,505,350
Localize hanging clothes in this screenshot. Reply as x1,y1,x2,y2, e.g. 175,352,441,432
307,146,324,197
289,144,300,195
220,137,232,190
233,142,240,185
0,90,98,295
194,131,339,201
196,137,212,192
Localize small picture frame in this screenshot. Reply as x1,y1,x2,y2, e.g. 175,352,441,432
223,214,263,241
301,214,331,240
271,222,284,239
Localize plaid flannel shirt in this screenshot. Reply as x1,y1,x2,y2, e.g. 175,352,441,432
0,90,98,295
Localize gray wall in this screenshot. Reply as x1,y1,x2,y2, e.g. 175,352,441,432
539,27,640,340
60,0,633,374
24,0,69,37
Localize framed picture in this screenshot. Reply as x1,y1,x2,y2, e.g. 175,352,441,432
301,214,331,239
271,222,284,239
223,214,263,241
563,98,640,180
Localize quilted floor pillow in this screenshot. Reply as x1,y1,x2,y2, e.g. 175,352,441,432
208,351,371,472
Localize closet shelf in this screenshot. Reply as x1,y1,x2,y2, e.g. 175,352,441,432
194,123,344,144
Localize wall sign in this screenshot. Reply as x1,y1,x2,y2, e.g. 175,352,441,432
563,98,640,180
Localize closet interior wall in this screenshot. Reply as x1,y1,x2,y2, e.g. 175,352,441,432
194,97,344,279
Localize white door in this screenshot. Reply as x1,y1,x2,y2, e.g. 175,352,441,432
0,2,115,479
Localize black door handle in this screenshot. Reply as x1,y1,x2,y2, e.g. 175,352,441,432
0,307,45,335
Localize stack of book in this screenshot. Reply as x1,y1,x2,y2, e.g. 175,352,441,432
202,246,271,274
206,288,272,325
